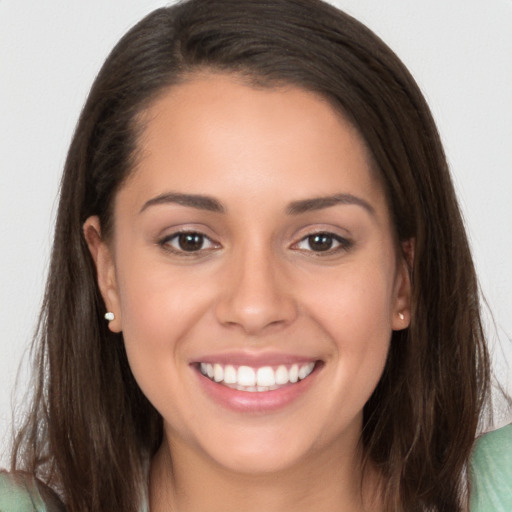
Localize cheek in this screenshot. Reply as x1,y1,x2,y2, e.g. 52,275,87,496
114,263,207,426
112,254,204,378
116,247,208,336
300,261,395,394
305,261,396,342
329,281,392,378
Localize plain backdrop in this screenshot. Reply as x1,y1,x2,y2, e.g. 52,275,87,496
1,0,511,466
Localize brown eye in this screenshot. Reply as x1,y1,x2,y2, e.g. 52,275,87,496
307,233,335,252
178,233,205,251
161,232,218,253
294,232,352,254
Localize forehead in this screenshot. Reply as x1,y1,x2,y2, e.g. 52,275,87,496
120,73,388,219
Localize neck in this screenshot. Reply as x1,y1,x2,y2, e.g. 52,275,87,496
149,431,382,512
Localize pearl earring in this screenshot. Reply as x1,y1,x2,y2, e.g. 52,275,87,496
398,312,405,320
104,312,115,321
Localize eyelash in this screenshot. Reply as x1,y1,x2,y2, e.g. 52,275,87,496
292,232,353,255
158,231,220,256
158,230,353,257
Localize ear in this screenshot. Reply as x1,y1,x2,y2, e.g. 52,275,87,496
391,238,414,331
83,216,122,333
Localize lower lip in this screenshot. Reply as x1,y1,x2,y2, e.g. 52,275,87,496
194,364,320,413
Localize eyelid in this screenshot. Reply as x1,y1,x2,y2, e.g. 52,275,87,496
155,225,353,257
290,229,353,255
158,229,221,255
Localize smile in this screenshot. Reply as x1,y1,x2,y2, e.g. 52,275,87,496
199,362,316,392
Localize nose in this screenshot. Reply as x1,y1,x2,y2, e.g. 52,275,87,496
214,244,298,335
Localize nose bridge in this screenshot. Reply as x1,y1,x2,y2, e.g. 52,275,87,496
215,235,297,334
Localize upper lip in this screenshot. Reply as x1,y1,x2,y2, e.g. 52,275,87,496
190,351,320,367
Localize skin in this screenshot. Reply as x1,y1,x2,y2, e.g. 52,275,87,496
85,73,411,512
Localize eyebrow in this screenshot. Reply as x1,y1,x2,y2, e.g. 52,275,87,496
140,192,225,214
139,191,375,216
286,194,376,216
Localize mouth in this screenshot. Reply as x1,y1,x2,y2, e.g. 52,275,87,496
198,361,317,392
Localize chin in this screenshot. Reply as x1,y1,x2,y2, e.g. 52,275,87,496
191,425,321,476
210,447,307,476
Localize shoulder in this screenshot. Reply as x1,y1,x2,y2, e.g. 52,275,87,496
0,471,65,512
470,424,512,511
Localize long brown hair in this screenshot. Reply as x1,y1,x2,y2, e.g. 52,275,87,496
12,1,490,510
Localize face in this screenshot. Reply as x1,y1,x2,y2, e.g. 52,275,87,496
85,74,411,475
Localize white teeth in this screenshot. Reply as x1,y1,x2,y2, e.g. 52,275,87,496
298,362,315,380
213,363,224,382
237,366,256,386
275,365,289,385
224,365,237,384
256,366,276,387
289,364,299,383
199,361,316,391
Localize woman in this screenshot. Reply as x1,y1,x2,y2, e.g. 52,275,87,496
0,0,498,510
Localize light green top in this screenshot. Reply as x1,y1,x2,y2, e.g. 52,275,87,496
470,423,512,512
0,471,64,512
1,426,511,511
